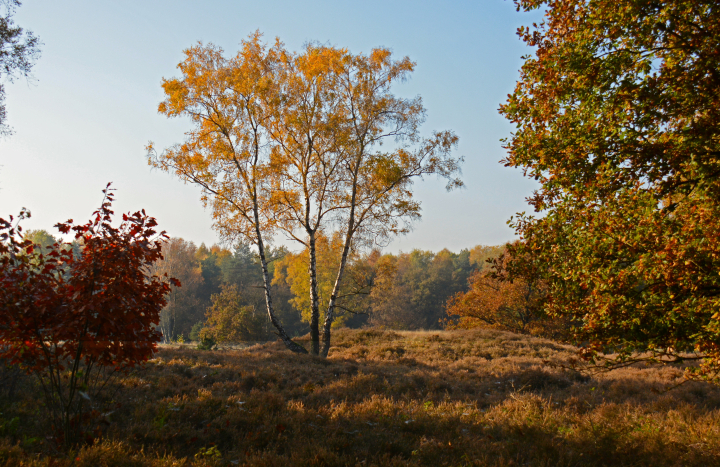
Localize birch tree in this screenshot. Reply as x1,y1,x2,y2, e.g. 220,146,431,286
318,49,463,356
148,34,307,353
150,34,463,356
263,44,348,354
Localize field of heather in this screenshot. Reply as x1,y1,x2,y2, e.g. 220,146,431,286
2,328,720,466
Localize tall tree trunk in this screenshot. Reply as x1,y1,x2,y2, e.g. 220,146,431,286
319,239,350,358
254,197,307,354
320,157,360,358
308,230,320,355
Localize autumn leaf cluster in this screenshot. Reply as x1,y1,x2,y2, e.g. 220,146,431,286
501,0,720,379
0,185,176,443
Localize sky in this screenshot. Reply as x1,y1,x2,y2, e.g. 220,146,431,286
0,0,543,254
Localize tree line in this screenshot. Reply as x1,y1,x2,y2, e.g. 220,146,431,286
142,235,507,344
22,229,552,345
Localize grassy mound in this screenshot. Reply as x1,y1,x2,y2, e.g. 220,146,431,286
2,328,720,466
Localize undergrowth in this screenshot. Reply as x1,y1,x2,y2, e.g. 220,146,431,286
1,328,719,466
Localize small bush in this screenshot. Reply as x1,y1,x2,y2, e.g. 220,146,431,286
197,336,216,351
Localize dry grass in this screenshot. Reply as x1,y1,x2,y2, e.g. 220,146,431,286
2,328,720,466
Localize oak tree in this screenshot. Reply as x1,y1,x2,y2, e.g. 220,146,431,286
445,246,551,335
201,283,267,344
501,1,720,379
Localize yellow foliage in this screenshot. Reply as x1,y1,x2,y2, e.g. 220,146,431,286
273,232,351,328
201,284,266,343
149,31,462,355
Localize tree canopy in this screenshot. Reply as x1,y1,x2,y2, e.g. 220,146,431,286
0,0,39,135
501,0,720,379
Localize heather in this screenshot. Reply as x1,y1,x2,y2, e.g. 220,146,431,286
2,328,719,466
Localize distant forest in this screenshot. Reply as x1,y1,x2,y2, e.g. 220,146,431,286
155,238,505,342
25,229,503,342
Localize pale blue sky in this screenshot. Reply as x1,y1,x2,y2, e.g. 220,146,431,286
0,0,542,253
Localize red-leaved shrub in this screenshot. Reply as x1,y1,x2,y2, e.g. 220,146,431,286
0,184,178,445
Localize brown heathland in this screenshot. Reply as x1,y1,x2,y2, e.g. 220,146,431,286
2,328,720,466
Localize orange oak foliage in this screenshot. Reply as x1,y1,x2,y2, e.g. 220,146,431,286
501,1,720,379
446,248,547,335
446,274,545,334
